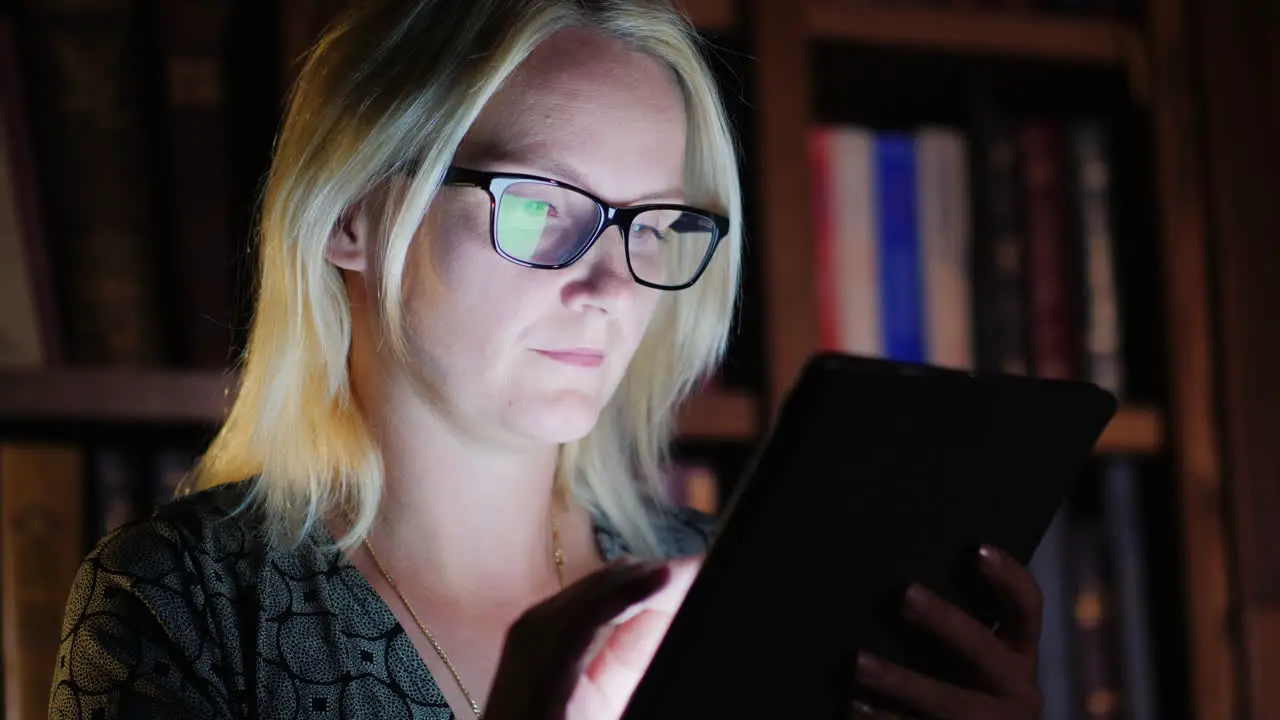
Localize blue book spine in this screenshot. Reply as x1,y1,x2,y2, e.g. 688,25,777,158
875,133,926,362
1103,459,1158,720
1030,505,1080,720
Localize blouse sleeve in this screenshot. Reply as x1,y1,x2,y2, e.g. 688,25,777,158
48,521,235,720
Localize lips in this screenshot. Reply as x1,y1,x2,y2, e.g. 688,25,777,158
533,348,606,368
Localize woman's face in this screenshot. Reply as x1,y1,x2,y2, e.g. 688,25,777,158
402,27,687,446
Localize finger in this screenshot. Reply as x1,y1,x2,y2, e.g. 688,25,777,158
490,563,665,720
546,562,670,662
538,563,670,709
854,652,999,720
533,558,666,629
901,583,1023,694
583,609,674,716
977,545,1043,655
570,557,699,716
849,702,923,720
593,609,672,676
614,556,701,620
583,556,695,669
850,700,880,718
552,558,659,605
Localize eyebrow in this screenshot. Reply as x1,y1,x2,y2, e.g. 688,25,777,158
463,140,686,205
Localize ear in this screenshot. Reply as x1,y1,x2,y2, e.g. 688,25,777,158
326,200,370,272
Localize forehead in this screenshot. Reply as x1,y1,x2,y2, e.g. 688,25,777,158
456,27,688,204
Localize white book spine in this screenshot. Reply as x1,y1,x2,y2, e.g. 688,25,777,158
832,126,880,357
918,126,974,370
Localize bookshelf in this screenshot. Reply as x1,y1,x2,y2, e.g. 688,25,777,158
804,1,1141,64
742,1,1239,720
3,0,1273,718
0,368,1160,453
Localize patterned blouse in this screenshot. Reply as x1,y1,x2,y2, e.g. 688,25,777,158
48,479,716,719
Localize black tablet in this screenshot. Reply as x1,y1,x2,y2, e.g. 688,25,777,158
622,352,1118,719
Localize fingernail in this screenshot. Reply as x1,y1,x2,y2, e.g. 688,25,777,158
850,699,879,718
626,559,663,573
639,559,670,576
979,545,1001,569
855,651,883,680
613,557,656,575
904,583,930,614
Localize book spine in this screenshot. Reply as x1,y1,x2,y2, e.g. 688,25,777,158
1031,504,1082,720
0,16,63,366
1019,117,1082,380
157,0,235,368
918,126,974,370
20,0,169,366
1102,460,1157,720
832,126,881,357
151,445,196,507
970,105,1029,375
1073,118,1124,395
810,126,840,350
1,442,85,720
1071,517,1129,719
874,132,926,362
665,462,720,515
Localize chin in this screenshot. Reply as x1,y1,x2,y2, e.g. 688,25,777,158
509,392,607,444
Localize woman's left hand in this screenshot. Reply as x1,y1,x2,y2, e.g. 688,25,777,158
850,545,1045,720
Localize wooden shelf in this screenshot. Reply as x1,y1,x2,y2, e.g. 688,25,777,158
0,368,235,424
678,385,759,439
1,369,1161,452
804,0,1139,65
1098,403,1165,454
674,0,736,32
0,369,762,439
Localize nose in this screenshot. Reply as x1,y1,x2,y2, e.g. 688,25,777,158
560,225,636,313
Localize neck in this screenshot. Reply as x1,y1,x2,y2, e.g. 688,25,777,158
350,369,566,608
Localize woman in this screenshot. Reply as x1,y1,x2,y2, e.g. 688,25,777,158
49,1,1045,718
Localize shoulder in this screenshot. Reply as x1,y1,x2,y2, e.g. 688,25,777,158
75,479,277,626
90,479,263,578
52,481,269,717
591,501,721,560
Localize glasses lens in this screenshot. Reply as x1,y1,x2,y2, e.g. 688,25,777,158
496,182,602,266
627,209,718,288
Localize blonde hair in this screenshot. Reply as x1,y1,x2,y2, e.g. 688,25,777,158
190,0,743,558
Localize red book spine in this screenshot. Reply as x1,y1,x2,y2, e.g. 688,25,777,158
809,126,839,350
1019,118,1082,381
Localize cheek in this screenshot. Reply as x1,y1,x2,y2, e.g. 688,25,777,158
416,195,489,289
623,290,664,350
405,207,540,350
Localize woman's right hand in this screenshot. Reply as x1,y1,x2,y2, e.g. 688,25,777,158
483,556,702,720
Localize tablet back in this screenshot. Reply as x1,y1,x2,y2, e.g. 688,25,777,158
622,352,1118,719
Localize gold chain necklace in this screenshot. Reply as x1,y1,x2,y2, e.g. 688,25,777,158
362,512,566,718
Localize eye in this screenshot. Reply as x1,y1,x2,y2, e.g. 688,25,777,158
519,199,559,218
630,222,665,240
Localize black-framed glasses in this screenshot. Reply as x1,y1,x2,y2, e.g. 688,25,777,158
442,165,729,291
